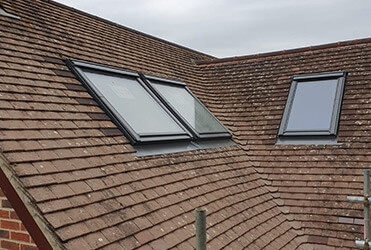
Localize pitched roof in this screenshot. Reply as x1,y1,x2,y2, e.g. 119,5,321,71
197,40,371,248
0,0,306,249
0,0,370,249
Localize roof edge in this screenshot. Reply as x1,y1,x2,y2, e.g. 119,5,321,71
0,154,64,250
196,37,371,65
42,0,215,60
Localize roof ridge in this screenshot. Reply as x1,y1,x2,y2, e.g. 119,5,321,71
196,37,371,65
43,0,215,60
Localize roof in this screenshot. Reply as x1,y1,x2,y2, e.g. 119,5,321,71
196,38,371,65
0,0,304,249
197,40,371,248
0,0,369,249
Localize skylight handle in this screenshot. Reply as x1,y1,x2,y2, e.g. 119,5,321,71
347,169,371,249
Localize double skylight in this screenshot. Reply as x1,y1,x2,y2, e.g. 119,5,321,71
67,60,231,148
277,71,346,145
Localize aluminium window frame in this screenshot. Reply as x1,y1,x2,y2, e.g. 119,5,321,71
141,74,232,140
277,71,346,143
66,59,192,145
0,5,20,19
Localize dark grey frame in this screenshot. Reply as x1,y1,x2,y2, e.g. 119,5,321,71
66,59,192,145
141,74,232,140
0,5,20,19
277,71,346,144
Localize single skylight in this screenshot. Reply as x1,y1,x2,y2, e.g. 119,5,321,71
277,71,346,145
145,76,231,139
83,70,185,135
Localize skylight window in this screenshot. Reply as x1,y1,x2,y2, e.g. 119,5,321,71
277,71,346,145
66,60,232,148
0,4,20,19
67,61,191,143
144,76,231,139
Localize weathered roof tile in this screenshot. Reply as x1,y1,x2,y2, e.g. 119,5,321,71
1,0,368,249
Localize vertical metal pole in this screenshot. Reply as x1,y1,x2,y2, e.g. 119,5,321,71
196,207,206,250
364,169,370,249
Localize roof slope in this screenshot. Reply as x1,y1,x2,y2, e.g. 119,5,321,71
0,0,303,249
197,40,371,249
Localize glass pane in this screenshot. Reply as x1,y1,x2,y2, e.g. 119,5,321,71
286,79,338,131
83,70,185,134
151,81,228,133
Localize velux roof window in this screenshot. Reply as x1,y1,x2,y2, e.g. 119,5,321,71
67,60,232,155
146,76,231,138
277,71,346,145
0,4,20,19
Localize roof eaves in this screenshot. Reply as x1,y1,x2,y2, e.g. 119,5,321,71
196,37,371,65
0,153,64,250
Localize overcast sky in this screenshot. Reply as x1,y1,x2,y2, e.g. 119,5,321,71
55,0,371,58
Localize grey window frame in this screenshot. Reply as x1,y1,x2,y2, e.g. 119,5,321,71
141,74,232,140
66,60,192,145
277,71,346,144
0,4,20,19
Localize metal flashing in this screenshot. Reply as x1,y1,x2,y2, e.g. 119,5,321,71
133,139,236,156
292,71,345,81
276,136,342,145
143,74,186,86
